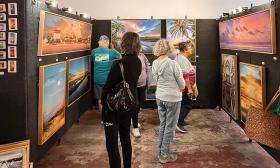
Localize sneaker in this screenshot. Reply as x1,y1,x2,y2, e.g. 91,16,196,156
158,153,178,164
176,124,187,133
132,128,141,137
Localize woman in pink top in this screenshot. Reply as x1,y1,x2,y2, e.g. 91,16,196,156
131,53,150,137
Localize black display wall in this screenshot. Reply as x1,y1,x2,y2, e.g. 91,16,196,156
1,0,93,163
92,19,220,108
219,1,280,162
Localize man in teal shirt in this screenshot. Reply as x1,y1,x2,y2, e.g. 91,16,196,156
92,35,121,113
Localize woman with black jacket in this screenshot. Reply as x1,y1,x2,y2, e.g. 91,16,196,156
101,32,142,168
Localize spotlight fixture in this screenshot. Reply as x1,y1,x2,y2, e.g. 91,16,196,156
45,0,57,7
80,13,88,18
62,7,72,13
223,12,229,17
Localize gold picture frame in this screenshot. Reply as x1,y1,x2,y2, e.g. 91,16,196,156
66,56,91,107
239,62,266,123
38,62,67,145
0,140,30,168
37,11,92,56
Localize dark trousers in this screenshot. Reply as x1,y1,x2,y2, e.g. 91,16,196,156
132,86,146,128
178,92,193,126
104,115,132,168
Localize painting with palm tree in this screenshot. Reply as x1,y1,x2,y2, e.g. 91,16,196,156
166,19,196,62
111,20,161,53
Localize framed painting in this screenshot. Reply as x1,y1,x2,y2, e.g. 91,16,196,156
0,4,6,12
38,62,66,145
8,3,17,16
37,11,92,56
8,18,18,31
0,140,30,168
146,67,156,100
0,32,6,40
0,61,6,69
111,19,161,54
67,56,91,106
0,51,6,59
221,54,238,120
166,19,196,62
0,13,6,22
8,60,16,73
239,62,266,123
219,9,276,54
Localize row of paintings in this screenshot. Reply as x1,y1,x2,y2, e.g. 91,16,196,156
0,140,29,168
38,56,91,145
0,3,18,15
111,19,197,62
219,9,276,54
221,54,266,123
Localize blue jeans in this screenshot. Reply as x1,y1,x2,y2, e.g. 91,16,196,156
156,99,181,156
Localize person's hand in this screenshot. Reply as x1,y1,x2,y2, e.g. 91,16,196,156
188,88,193,97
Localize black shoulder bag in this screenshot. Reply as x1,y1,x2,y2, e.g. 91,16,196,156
107,62,135,112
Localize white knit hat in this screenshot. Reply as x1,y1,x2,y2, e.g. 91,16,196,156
153,39,172,56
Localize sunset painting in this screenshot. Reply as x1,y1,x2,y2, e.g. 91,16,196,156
239,63,265,123
219,9,276,54
111,20,161,53
166,19,196,62
68,56,90,106
221,54,238,120
38,11,92,56
38,62,66,145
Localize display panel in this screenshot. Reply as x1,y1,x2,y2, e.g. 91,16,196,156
0,140,29,168
111,19,161,54
239,62,266,123
219,9,276,54
38,11,92,56
221,54,238,120
38,62,66,145
166,19,196,62
67,56,91,106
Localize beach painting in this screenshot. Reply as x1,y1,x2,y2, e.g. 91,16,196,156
239,62,266,123
219,9,276,54
38,11,92,56
68,56,91,106
38,62,66,145
166,19,196,62
221,54,238,120
0,140,29,168
146,67,157,100
111,19,161,54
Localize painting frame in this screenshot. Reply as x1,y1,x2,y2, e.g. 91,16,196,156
67,55,91,107
0,41,6,49
8,60,17,73
8,18,18,31
8,3,17,16
0,4,6,12
239,62,266,123
111,19,161,54
0,140,30,168
221,54,239,120
0,32,6,40
0,51,6,59
166,19,197,62
8,32,17,45
37,11,92,56
219,8,276,54
0,13,6,22
0,61,6,69
0,23,6,31
8,46,17,58
38,62,67,145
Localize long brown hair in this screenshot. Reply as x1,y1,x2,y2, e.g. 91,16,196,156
121,32,141,55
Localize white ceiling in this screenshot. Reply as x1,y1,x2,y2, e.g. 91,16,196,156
57,0,270,19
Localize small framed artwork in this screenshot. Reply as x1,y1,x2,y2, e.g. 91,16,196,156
8,32,17,45
8,3,17,16
8,60,17,73
0,51,6,59
0,61,6,69
0,32,5,40
0,13,6,21
0,23,6,31
0,4,6,12
8,46,17,58
0,41,6,49
0,140,30,168
8,18,18,30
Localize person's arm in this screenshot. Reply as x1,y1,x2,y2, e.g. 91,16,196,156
173,62,186,91
111,49,121,59
144,54,151,87
183,71,193,94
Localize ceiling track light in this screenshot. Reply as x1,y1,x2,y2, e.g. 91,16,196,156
45,0,57,7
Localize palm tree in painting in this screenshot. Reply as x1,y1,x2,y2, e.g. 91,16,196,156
111,21,125,51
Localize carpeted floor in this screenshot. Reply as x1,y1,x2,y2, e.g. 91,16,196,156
36,108,280,168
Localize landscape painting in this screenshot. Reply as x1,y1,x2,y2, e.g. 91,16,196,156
221,54,238,120
111,19,161,53
166,19,196,62
68,56,91,106
239,62,266,123
38,11,92,56
38,62,66,145
0,140,29,168
146,67,156,100
219,9,276,54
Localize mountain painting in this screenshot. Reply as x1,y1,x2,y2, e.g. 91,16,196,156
111,20,161,54
219,9,276,54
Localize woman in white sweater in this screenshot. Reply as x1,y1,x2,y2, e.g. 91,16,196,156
152,39,185,164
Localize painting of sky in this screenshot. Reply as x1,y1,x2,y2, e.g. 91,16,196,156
219,10,275,53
